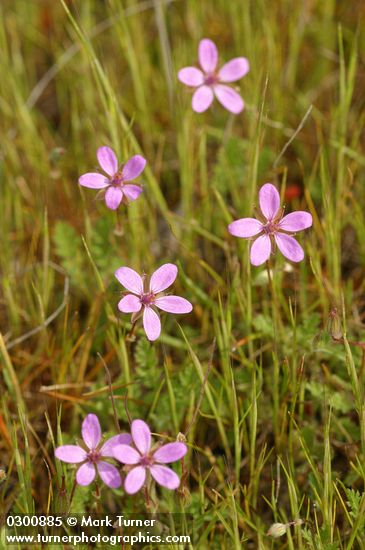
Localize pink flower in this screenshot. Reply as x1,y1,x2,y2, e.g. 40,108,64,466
178,38,249,114
78,146,146,210
55,414,132,488
113,419,187,494
115,263,193,341
228,183,312,266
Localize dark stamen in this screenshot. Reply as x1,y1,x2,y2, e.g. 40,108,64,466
263,221,278,235
111,170,124,186
140,455,153,467
87,450,101,463
204,73,218,86
140,292,155,306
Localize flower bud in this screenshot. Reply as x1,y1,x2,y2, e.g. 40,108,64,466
327,307,343,341
267,523,287,538
177,432,186,443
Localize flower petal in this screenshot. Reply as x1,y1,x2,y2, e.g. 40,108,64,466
78,173,109,189
124,466,146,494
150,465,180,490
198,38,218,73
100,434,133,457
118,294,142,313
97,461,122,489
113,443,141,464
105,186,123,210
76,462,96,486
97,146,118,176
250,235,272,266
153,442,187,464
218,57,250,82
143,307,161,341
122,155,146,181
55,445,87,464
214,85,244,114
149,263,178,293
131,419,151,455
115,267,143,294
192,86,214,113
178,67,204,87
155,296,192,314
82,414,101,450
278,211,313,232
122,184,143,202
228,218,263,238
259,183,280,220
274,233,304,262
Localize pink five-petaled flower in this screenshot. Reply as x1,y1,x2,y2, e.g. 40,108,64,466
113,419,187,494
55,414,132,488
115,263,193,341
178,38,249,114
228,183,313,266
78,146,146,210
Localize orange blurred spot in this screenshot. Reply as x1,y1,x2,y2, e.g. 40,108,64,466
285,184,302,201
39,6,54,34
0,413,12,449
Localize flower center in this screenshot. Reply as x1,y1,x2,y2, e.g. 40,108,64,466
204,73,219,86
140,292,155,306
139,455,153,467
87,450,101,463
111,170,124,187
263,221,278,235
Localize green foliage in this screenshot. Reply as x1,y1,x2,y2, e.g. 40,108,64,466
211,136,247,195
70,484,91,515
345,488,364,525
134,337,159,374
252,313,275,338
151,359,198,429
53,217,122,294
133,339,198,429
53,221,86,293
306,381,354,414
302,526,339,550
88,217,121,277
